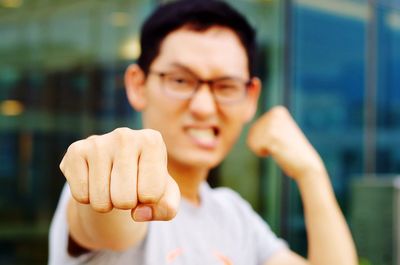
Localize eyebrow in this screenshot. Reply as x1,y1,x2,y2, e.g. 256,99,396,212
168,62,246,81
169,63,198,76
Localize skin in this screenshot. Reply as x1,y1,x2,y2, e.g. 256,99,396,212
60,26,358,264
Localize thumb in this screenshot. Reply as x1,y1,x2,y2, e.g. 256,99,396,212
132,176,180,222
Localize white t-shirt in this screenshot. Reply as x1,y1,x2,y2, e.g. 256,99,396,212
49,183,287,265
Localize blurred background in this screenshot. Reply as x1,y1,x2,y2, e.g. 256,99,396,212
0,0,399,264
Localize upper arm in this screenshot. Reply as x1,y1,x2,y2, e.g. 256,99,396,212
264,249,309,265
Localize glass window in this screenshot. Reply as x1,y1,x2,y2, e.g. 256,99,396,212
288,0,368,255
0,0,286,262
0,1,152,263
376,6,400,173
4,0,398,262
220,0,286,222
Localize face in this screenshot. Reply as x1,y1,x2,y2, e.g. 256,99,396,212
126,27,260,172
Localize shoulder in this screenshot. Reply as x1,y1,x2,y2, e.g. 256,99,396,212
208,185,252,208
205,184,288,261
203,184,258,221
211,186,248,205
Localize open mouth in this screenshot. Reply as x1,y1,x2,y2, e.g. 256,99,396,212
186,127,219,148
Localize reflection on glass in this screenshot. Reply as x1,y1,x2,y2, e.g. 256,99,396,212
377,7,400,172
0,1,150,264
289,0,367,255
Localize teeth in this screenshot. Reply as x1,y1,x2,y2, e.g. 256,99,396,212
187,128,215,142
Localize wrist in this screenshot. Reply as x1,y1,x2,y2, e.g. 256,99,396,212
294,166,334,197
295,166,337,206
293,163,327,183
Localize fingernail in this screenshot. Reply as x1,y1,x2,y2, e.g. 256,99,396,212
133,206,153,222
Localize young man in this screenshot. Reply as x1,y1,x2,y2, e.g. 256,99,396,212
49,1,357,264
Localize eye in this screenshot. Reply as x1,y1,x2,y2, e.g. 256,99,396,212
172,76,189,84
214,81,241,93
164,73,197,93
166,74,193,85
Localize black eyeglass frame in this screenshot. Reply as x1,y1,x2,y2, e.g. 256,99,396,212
149,70,252,104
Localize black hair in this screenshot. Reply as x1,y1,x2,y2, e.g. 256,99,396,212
137,0,256,76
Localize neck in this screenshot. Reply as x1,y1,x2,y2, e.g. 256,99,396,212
167,159,209,205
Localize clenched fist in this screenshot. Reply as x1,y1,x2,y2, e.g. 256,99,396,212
59,128,180,222
247,106,325,180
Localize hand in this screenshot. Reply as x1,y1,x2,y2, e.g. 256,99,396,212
59,128,180,222
247,106,325,180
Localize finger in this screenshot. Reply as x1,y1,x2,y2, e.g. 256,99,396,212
136,130,167,205
247,106,291,156
132,176,180,222
87,138,113,213
60,140,89,204
151,176,180,221
109,137,139,210
246,123,271,157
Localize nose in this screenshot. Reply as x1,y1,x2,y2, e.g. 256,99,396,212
188,84,217,119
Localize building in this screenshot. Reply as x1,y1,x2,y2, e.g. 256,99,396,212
0,0,399,264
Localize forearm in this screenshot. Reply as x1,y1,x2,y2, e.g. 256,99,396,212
296,168,357,265
67,198,148,251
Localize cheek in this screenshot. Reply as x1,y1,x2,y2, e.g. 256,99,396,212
220,110,247,142
220,104,250,126
142,97,184,132
222,103,251,132
226,122,244,143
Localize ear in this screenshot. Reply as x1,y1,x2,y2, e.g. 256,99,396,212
243,77,261,122
124,64,147,111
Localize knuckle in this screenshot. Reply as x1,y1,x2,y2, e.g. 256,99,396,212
86,134,99,140
268,127,279,139
69,178,89,204
140,129,164,147
138,190,161,205
114,127,134,140
111,194,137,209
267,141,279,154
67,139,87,155
114,127,138,147
114,127,132,134
87,137,102,152
59,160,65,173
66,142,78,155
112,200,136,210
139,177,165,200
91,201,113,213
71,191,89,204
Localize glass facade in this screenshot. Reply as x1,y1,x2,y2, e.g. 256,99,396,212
0,1,151,264
287,0,367,254
376,2,400,174
286,0,400,262
0,0,399,264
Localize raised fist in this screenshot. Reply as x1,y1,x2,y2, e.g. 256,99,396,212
247,106,325,179
59,128,180,222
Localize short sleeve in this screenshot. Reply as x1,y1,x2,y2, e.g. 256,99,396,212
48,184,146,265
213,187,288,264
48,184,96,265
247,205,288,263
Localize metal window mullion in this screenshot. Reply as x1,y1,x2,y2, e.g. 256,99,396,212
364,0,378,175
280,0,294,240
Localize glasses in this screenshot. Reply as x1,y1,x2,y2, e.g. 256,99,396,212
149,70,251,104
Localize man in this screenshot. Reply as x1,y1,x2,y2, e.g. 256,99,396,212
49,0,358,264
